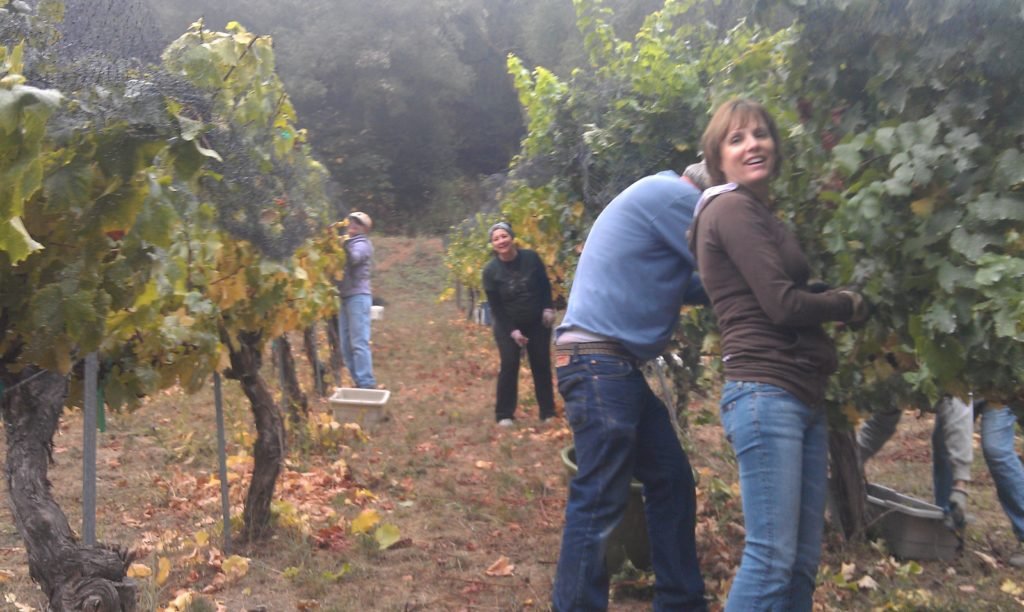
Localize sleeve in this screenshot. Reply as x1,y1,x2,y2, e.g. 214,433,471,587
856,407,903,462
345,238,371,265
482,260,514,331
683,272,709,306
937,396,974,483
711,195,853,326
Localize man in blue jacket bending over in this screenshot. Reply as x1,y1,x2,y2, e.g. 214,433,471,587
552,163,709,611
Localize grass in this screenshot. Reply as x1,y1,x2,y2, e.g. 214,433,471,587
3,235,1024,610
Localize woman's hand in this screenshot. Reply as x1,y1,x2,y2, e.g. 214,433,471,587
542,308,556,328
839,290,872,324
510,329,528,347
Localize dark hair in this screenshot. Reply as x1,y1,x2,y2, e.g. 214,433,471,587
700,98,782,186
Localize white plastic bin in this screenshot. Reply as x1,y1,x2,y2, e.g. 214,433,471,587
866,482,960,560
329,387,390,428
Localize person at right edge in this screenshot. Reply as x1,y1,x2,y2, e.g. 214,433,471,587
859,396,1024,567
688,98,870,612
857,397,973,533
551,161,711,611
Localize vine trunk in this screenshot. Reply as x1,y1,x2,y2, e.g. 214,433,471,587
223,330,285,542
2,367,136,611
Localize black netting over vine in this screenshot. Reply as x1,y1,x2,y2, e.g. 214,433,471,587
3,0,325,259
199,125,324,260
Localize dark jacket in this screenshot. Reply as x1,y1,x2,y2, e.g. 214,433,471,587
482,248,553,332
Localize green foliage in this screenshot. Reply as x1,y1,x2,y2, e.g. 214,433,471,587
0,46,60,263
161,19,339,370
1,7,337,414
443,212,498,295
452,0,1024,422
763,0,1024,410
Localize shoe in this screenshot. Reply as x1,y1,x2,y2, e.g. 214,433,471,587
1009,542,1024,568
497,418,515,427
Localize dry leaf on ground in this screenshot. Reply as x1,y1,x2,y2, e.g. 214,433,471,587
485,555,515,577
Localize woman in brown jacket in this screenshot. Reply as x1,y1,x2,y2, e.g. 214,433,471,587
688,99,869,611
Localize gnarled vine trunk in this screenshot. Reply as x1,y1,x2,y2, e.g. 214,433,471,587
1,367,136,611
273,335,308,425
325,314,343,387
302,326,327,397
828,428,867,540
222,330,285,542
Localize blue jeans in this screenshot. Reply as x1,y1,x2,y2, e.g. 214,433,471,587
719,381,827,612
981,406,1024,542
338,294,376,388
552,353,706,611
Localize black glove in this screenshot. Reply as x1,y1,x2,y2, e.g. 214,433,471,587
806,280,831,294
839,289,872,324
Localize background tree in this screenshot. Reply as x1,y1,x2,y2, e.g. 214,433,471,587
144,0,709,234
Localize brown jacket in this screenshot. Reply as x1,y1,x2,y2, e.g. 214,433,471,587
688,184,854,407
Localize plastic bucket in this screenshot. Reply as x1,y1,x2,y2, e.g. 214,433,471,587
561,445,651,573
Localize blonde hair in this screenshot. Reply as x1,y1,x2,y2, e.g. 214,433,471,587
700,98,782,186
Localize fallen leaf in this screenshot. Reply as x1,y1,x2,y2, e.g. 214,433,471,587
351,508,381,534
4,592,34,612
840,562,856,581
163,590,193,611
959,585,976,593
127,562,152,578
1002,579,1023,596
222,555,249,580
857,575,878,590
485,555,515,577
475,460,494,470
374,523,402,550
973,550,999,569
156,556,171,586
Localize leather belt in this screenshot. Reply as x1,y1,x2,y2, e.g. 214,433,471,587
555,341,637,362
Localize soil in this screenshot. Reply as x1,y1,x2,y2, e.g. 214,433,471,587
2,235,1024,611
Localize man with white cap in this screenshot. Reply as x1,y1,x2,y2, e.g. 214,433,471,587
337,211,377,389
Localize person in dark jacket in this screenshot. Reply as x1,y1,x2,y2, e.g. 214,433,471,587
481,221,556,426
688,98,869,611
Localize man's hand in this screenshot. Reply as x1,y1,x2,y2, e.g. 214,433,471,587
541,308,556,328
947,487,968,530
510,329,528,347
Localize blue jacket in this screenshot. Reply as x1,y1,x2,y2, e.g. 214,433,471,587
557,171,705,360
339,234,373,297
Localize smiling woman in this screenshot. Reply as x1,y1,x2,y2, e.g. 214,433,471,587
688,98,869,612
480,221,556,426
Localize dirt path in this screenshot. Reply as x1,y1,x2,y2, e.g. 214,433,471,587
0,236,588,611
5,236,1024,611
